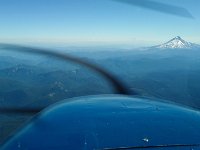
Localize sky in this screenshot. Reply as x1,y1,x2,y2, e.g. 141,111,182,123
0,0,200,47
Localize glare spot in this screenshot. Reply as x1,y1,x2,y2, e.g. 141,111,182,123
142,138,149,143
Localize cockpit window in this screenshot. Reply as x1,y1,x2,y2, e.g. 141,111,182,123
0,0,200,145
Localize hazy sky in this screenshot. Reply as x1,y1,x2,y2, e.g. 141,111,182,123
0,0,200,47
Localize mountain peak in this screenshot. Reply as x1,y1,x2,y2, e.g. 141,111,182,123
153,36,197,49
174,36,181,39
169,36,185,43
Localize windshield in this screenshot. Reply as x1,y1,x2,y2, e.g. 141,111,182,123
0,0,200,146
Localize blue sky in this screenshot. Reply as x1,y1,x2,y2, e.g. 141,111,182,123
0,0,200,47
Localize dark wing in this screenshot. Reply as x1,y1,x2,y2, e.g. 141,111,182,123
113,0,194,19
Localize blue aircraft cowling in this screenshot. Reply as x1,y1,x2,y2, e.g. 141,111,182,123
1,95,200,150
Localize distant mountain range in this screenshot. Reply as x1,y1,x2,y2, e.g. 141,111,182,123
151,36,200,49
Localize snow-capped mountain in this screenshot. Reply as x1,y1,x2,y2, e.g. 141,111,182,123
152,36,199,49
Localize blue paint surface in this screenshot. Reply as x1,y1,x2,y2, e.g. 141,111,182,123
1,95,200,150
